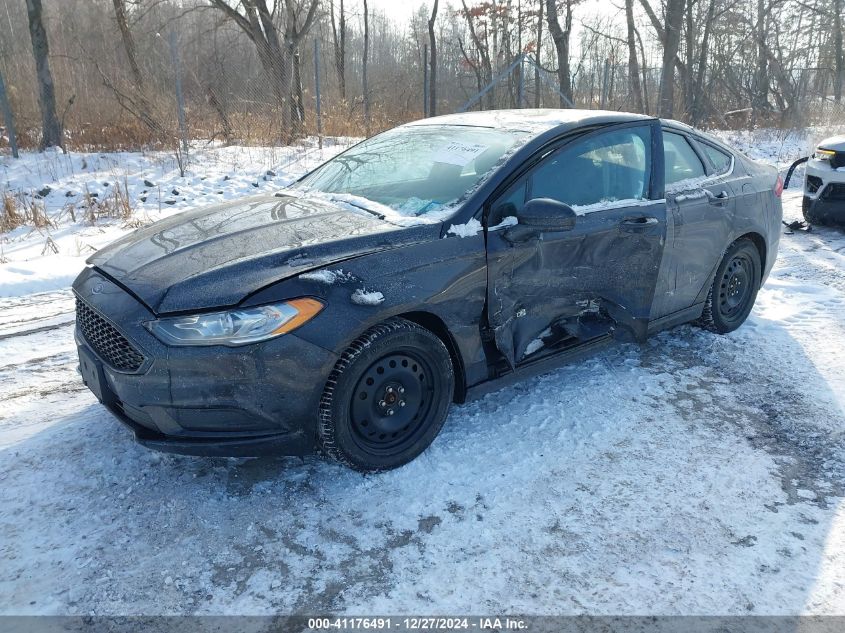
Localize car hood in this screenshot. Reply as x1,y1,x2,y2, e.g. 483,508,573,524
819,135,845,152
88,194,431,314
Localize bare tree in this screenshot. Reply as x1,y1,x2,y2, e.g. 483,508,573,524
111,0,159,132
545,0,574,107
625,0,644,113
660,0,685,117
363,0,370,134
534,0,544,108
835,0,844,102
752,0,769,119
330,0,347,101
208,0,318,139
461,0,494,109
428,0,439,116
25,0,62,149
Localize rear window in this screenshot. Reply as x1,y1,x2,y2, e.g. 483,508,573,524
663,131,706,185
700,142,733,174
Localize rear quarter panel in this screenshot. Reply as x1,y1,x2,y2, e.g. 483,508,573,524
731,156,781,283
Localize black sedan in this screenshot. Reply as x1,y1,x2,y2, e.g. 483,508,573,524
73,110,783,471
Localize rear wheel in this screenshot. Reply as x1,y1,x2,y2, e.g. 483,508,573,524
318,318,454,471
698,238,762,334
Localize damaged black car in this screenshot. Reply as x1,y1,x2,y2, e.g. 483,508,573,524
73,109,783,471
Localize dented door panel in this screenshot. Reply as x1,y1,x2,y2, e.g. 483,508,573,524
486,201,667,367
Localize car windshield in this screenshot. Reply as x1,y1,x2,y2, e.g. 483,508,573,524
293,125,529,219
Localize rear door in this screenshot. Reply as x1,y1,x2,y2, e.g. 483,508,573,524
657,129,735,317
484,122,667,367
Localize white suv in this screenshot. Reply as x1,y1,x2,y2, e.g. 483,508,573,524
804,134,845,224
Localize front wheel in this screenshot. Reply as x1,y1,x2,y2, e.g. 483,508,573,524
698,238,762,334
318,318,454,471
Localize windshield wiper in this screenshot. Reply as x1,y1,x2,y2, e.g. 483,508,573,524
332,198,386,221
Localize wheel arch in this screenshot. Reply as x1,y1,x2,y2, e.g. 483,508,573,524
398,310,467,403
736,231,767,277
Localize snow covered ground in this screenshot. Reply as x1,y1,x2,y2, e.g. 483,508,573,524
0,138,353,297
2,129,845,615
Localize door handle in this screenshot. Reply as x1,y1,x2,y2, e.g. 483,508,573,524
621,216,659,226
706,190,730,206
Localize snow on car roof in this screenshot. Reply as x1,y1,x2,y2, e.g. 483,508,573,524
405,108,654,135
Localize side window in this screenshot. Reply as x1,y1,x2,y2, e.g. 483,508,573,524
663,131,706,185
530,127,652,206
699,141,733,174
489,176,527,225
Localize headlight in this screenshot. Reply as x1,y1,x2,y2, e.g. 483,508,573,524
145,298,324,346
813,148,835,161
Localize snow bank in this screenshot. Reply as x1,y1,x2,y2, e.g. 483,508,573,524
0,139,354,297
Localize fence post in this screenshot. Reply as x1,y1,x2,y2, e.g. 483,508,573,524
169,31,189,163
0,69,19,158
314,39,323,149
423,43,429,117
518,56,525,108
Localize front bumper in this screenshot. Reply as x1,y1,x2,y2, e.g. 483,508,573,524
804,159,845,223
73,268,340,457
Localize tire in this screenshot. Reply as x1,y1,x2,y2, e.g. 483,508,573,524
318,317,454,472
698,238,762,334
802,195,821,224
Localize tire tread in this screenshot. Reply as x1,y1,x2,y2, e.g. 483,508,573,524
318,317,446,471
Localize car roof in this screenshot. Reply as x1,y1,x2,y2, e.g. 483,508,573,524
405,108,655,135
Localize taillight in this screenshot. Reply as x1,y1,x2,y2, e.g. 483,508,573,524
774,174,784,197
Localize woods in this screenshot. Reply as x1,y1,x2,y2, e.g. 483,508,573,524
0,0,843,153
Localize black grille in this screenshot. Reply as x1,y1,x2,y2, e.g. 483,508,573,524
830,151,845,170
822,183,845,201
76,297,145,372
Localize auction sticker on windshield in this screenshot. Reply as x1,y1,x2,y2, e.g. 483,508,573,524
433,141,489,166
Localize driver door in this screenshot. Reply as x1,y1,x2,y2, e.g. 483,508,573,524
484,122,668,367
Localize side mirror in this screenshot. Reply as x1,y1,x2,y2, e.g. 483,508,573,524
517,198,577,231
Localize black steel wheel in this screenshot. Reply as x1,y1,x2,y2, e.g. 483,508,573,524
319,318,454,471
699,238,762,334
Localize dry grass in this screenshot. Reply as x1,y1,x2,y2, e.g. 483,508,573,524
1,178,135,237
80,180,134,225
1,192,23,232
0,101,420,155
1,192,54,232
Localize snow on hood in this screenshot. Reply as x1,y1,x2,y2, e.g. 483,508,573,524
818,135,845,152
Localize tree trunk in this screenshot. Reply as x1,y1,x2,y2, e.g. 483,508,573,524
25,0,62,149
682,0,694,119
625,0,644,113
428,0,439,117
209,0,317,142
834,0,844,102
636,26,650,114
291,47,304,133
111,0,158,134
461,0,494,109
534,0,543,108
330,0,346,101
545,0,573,107
658,0,684,118
363,0,370,134
690,0,716,125
752,0,769,119
112,0,142,85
